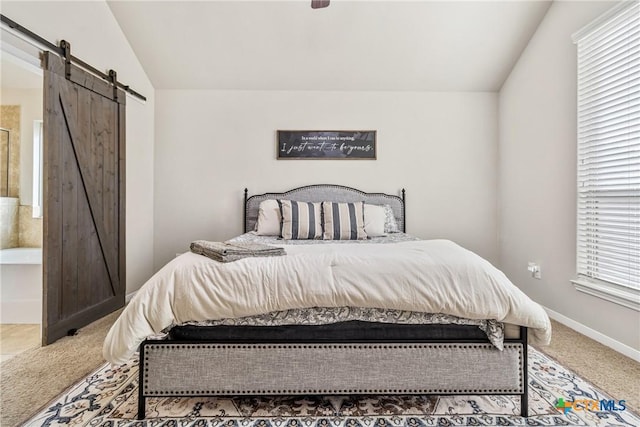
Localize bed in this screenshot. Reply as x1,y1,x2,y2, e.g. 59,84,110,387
102,184,552,420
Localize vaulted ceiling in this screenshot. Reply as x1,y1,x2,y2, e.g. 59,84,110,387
108,0,552,92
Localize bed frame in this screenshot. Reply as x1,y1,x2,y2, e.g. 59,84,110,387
243,184,407,233
137,184,528,419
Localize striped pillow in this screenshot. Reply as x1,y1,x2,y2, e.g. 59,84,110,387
278,200,323,240
322,201,368,240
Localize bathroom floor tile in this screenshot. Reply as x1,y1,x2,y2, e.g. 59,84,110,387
0,323,40,360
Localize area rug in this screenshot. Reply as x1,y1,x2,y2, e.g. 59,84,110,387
22,347,640,427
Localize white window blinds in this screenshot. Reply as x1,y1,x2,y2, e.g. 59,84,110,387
574,1,640,292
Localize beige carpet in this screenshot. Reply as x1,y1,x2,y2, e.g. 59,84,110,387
0,310,121,427
538,319,640,413
1,314,638,426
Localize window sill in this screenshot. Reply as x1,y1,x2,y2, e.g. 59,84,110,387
571,277,640,312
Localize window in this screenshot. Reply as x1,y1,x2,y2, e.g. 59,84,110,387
572,1,640,311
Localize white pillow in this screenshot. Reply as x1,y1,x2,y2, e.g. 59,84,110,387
363,204,387,237
255,199,281,236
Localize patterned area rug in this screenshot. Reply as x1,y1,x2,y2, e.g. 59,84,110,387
23,347,639,426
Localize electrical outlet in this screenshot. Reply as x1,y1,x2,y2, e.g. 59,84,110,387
527,262,541,279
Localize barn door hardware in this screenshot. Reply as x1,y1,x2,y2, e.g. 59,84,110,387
108,69,119,102
60,40,72,80
1,13,146,102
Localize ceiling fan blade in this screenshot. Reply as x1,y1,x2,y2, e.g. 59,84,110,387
311,0,330,9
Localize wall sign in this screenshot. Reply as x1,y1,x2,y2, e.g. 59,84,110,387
277,130,376,159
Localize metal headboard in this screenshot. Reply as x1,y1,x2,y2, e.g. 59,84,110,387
243,184,405,233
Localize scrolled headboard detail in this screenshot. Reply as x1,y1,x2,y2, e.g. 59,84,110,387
244,184,405,233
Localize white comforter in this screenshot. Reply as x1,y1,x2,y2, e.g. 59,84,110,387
103,239,552,365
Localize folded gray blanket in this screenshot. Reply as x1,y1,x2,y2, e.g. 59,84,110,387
190,240,286,263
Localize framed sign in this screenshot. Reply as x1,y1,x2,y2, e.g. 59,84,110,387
277,130,376,159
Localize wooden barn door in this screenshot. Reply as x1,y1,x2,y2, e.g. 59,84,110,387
42,52,126,345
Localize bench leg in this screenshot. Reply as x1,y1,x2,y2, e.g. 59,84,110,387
521,327,529,417
138,343,147,419
137,395,145,420
521,393,528,417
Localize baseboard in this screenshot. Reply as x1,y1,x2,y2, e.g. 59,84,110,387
543,306,640,362
125,291,137,304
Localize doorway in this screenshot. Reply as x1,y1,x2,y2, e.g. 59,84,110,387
0,33,45,357
0,27,127,348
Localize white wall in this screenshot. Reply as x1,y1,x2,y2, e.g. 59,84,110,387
1,88,42,205
499,1,639,350
1,1,155,293
0,259,42,324
154,90,498,269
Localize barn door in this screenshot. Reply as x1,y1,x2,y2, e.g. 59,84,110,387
42,52,126,345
